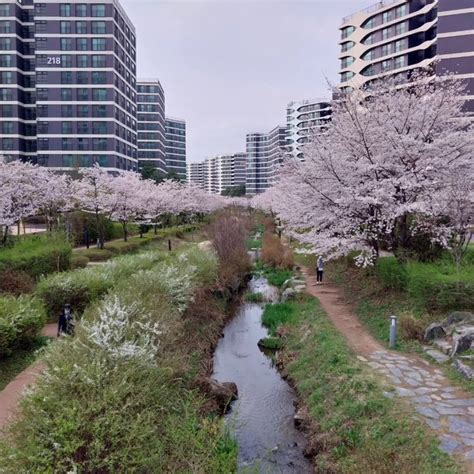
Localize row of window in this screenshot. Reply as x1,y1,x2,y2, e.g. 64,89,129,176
37,87,110,101
363,21,408,45
362,5,408,29
362,55,407,76
58,4,107,18
362,39,405,61
137,85,162,94
137,94,163,103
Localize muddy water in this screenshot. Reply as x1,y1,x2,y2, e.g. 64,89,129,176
213,277,312,473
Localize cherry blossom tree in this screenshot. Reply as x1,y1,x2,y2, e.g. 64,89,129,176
266,73,474,265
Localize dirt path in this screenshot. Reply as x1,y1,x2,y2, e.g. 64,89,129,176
303,268,474,471
0,324,56,431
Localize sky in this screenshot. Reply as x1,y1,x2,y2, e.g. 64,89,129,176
122,0,374,163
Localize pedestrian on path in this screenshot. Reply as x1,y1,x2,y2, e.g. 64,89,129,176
57,304,74,337
316,255,324,284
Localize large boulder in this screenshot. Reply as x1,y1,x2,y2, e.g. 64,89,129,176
451,329,474,356
281,288,296,302
195,378,238,413
444,311,474,327
424,323,446,342
452,359,474,380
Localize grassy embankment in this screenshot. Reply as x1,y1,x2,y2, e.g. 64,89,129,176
260,295,460,473
0,247,242,470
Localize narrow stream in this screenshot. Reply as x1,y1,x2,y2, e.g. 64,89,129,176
213,277,312,473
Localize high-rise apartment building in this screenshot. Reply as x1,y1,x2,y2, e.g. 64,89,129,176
286,98,332,160
338,0,473,112
165,117,186,179
246,125,288,196
137,79,166,175
0,0,138,169
187,161,206,189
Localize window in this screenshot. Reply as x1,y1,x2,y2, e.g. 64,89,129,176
93,122,107,134
93,138,107,150
60,38,72,50
92,21,106,34
96,155,108,166
77,88,88,100
92,55,106,67
78,138,88,150
363,18,375,29
38,138,49,150
2,138,13,150
91,4,106,17
341,41,354,53
93,105,107,117
60,4,71,17
37,121,49,133
61,88,72,101
92,38,106,51
77,105,89,117
381,59,391,71
0,21,10,34
382,28,390,40
0,38,10,50
394,55,406,69
60,21,71,34
61,55,72,67
77,71,88,84
382,43,392,56
37,105,48,117
62,138,73,150
92,71,106,84
382,11,392,24
341,56,355,68
395,5,407,18
0,71,12,84
341,26,355,39
76,21,87,34
93,88,108,101
62,121,73,134
0,88,12,100
395,22,406,36
0,5,10,16
37,88,48,100
394,40,403,53
76,4,87,16
0,55,12,67
78,122,89,134
363,34,375,45
76,38,88,51
61,104,73,117
77,55,88,68
2,122,13,134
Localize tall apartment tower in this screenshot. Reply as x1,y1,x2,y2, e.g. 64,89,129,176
0,0,138,169
246,125,288,196
165,117,186,179
205,153,246,195
286,98,332,160
187,161,206,189
137,79,166,175
338,0,473,112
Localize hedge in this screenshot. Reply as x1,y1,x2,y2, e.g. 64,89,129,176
376,257,408,291
0,296,47,357
0,234,72,280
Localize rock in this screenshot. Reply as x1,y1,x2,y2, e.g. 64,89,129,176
423,347,450,363
294,406,309,429
424,323,446,341
294,285,306,293
281,288,296,302
432,338,452,355
452,359,474,380
281,279,293,291
451,332,474,356
444,311,474,327
195,378,238,413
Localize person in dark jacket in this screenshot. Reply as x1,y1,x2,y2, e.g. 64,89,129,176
57,304,74,337
316,256,324,285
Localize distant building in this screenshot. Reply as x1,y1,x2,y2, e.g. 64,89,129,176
338,0,473,112
246,126,288,196
137,79,166,175
287,98,332,160
187,161,206,189
165,117,186,179
0,0,138,169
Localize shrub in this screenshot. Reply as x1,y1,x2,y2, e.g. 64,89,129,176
70,256,89,269
375,257,407,290
261,232,294,270
399,314,427,342
75,248,114,262
0,270,34,296
0,296,47,357
0,233,72,280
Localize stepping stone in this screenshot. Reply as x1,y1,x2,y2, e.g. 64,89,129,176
439,435,460,454
415,387,437,395
440,392,459,400
395,387,415,397
404,377,421,387
356,356,368,362
413,395,433,404
433,339,452,355
449,399,474,407
426,418,441,430
424,348,450,363
431,395,442,401
461,438,474,447
383,391,395,399
448,416,474,435
435,406,467,416
415,406,440,419
368,362,383,369
426,382,442,388
405,371,423,382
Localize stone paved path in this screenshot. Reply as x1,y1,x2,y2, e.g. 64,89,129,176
303,269,474,471
0,323,56,431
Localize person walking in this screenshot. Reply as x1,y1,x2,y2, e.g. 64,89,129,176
316,256,324,285
57,304,74,337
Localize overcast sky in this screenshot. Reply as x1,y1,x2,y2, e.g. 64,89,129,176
122,0,374,163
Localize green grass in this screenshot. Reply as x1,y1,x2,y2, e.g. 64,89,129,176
263,296,459,473
255,263,292,287
0,337,49,391
246,238,262,250
262,301,301,335
244,292,265,303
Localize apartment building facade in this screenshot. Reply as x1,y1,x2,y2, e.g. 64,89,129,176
187,160,206,189
286,98,332,160
246,125,288,196
137,78,166,174
338,0,473,112
0,0,138,169
165,116,186,179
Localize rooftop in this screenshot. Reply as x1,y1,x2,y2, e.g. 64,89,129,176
341,0,403,25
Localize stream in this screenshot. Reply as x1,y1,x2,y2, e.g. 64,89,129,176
213,277,312,473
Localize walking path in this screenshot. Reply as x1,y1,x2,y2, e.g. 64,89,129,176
303,269,474,471
0,323,56,431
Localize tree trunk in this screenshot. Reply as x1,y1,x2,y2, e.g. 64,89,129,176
122,222,128,242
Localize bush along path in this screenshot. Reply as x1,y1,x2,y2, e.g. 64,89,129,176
302,269,474,468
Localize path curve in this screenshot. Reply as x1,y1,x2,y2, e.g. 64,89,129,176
303,268,474,472
0,323,56,431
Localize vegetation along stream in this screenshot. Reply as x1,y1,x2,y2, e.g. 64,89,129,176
213,277,312,473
